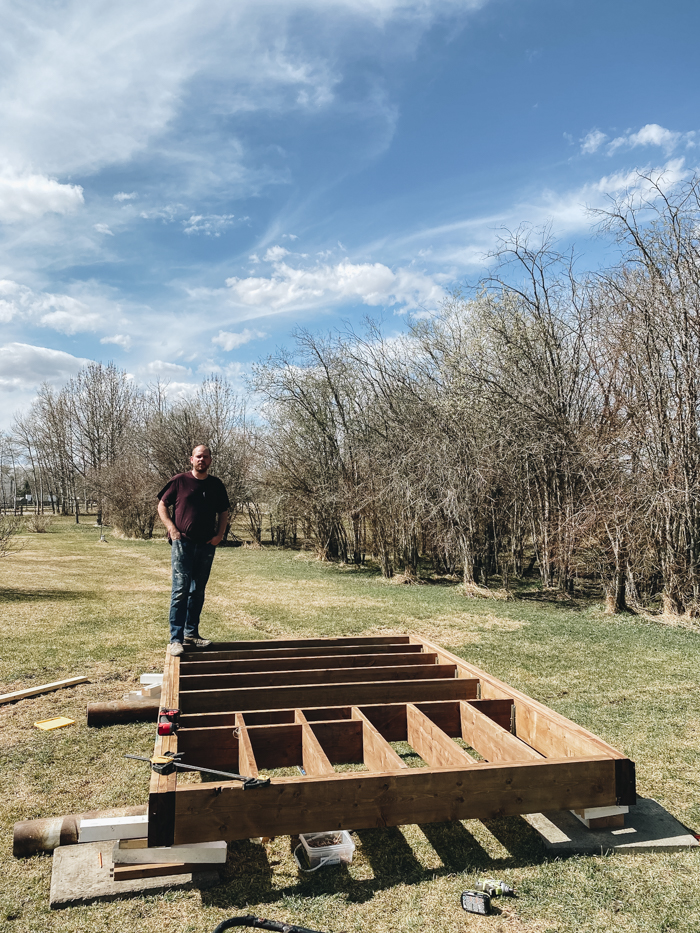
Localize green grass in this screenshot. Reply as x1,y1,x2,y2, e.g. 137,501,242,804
1,517,700,932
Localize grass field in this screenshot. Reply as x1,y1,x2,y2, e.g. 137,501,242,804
1,516,700,933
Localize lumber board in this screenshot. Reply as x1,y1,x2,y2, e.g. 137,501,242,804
459,700,542,763
112,861,205,880
187,635,411,654
177,725,239,771
0,675,88,705
296,711,335,776
235,715,259,777
179,677,478,714
247,723,303,769
179,663,456,691
468,699,514,732
412,637,624,760
148,650,179,848
407,703,478,769
309,720,363,764
171,756,619,843
414,701,461,737
113,839,227,865
180,643,423,664
358,703,408,741
178,651,437,676
352,707,407,772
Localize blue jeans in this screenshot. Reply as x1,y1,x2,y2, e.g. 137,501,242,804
169,539,216,643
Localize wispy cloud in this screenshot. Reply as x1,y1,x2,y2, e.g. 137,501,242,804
183,213,236,236
580,123,696,158
114,191,138,201
212,328,266,351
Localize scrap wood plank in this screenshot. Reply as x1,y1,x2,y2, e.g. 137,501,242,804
0,676,88,705
171,756,618,843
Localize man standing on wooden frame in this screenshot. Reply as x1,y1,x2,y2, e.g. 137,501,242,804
157,444,230,656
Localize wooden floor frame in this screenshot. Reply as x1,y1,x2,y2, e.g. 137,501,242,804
148,635,635,847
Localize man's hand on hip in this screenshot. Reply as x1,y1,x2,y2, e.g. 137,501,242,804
170,528,182,540
207,534,223,547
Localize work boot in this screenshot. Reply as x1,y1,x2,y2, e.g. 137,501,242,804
184,636,212,648
168,642,184,656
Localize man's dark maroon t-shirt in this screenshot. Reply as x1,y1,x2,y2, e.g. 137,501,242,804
157,472,230,544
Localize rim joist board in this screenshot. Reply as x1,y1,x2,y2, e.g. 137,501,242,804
148,635,635,847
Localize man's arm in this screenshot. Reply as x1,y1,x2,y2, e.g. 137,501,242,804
208,510,229,547
157,499,181,540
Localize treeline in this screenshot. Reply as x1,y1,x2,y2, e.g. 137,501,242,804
5,176,700,615
4,371,254,540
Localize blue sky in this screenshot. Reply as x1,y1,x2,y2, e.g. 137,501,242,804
1,0,699,425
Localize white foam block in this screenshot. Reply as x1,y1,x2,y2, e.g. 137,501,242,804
140,674,164,685
79,815,148,843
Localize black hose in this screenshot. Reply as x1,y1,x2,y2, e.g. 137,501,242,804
211,916,326,933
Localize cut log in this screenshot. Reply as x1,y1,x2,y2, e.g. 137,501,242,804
13,806,147,858
87,697,160,726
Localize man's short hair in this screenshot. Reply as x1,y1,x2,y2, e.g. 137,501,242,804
191,444,212,456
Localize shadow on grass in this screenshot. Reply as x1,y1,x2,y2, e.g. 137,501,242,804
0,586,97,602
202,816,547,911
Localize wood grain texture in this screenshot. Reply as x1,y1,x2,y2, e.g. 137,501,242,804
180,663,456,692
234,714,259,778
180,643,423,664
0,676,88,705
459,700,542,762
407,704,478,769
179,677,478,714
148,650,179,847
296,711,335,776
178,651,437,677
172,756,618,843
309,720,363,764
352,707,407,772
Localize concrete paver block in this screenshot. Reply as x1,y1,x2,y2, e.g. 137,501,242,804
526,796,699,855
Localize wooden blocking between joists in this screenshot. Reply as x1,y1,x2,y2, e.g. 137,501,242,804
295,711,335,775
459,700,542,763
406,703,478,769
351,707,407,771
235,714,260,777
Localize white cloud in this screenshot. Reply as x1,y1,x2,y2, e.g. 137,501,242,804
114,191,138,201
580,129,606,154
608,123,691,155
0,342,90,390
183,213,236,236
0,279,103,333
212,328,266,351
264,245,290,261
93,223,114,235
225,258,446,312
0,168,83,223
145,359,191,376
100,334,132,350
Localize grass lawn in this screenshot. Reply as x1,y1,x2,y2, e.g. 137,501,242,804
1,516,700,932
